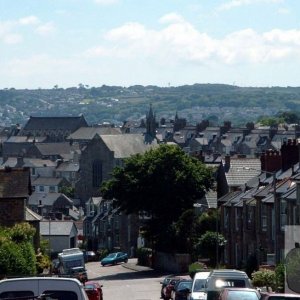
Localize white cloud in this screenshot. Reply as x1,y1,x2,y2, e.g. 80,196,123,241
0,21,22,44
217,0,284,11
19,15,40,26
159,13,185,24
84,15,300,66
94,0,119,5
35,22,56,36
3,33,23,44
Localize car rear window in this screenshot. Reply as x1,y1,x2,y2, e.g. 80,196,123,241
42,290,78,300
0,291,34,300
193,279,206,292
84,284,95,290
227,290,259,300
268,297,300,300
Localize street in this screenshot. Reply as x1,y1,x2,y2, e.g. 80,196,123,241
86,258,167,300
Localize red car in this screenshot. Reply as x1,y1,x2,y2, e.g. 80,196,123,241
162,277,181,300
261,293,300,300
84,281,103,300
218,287,261,300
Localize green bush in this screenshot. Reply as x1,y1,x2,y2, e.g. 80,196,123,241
189,262,210,278
136,247,152,266
97,248,109,260
252,269,276,290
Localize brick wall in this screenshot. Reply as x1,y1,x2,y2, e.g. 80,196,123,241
0,198,25,226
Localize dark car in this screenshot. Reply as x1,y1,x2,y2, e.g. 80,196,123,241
162,277,181,300
70,266,88,283
100,252,128,266
84,281,103,300
171,279,192,300
160,276,174,299
85,251,97,262
261,293,300,300
218,287,261,300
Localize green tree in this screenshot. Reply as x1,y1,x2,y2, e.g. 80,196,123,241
0,223,37,277
101,144,214,251
59,186,75,198
195,231,226,267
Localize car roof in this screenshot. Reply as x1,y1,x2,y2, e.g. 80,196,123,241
262,293,300,297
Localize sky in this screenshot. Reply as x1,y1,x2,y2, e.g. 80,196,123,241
1,0,300,89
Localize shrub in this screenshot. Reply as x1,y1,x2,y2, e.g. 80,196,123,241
97,248,109,260
252,269,276,290
136,247,152,266
189,261,209,278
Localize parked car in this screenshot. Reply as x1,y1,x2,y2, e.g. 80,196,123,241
85,251,97,262
260,293,300,300
84,281,103,300
171,279,192,300
0,277,89,300
218,288,261,300
160,276,175,299
100,252,128,266
189,271,210,300
70,266,88,283
162,277,181,300
205,269,253,300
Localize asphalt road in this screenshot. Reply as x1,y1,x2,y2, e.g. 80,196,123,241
86,258,168,300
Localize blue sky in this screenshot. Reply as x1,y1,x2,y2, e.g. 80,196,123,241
1,0,299,88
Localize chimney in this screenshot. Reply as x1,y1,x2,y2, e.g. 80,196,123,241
16,156,24,168
281,139,299,172
260,149,281,173
224,155,230,172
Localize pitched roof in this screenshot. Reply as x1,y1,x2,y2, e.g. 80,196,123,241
25,207,42,221
68,126,122,140
0,167,31,198
34,143,77,156
32,177,64,186
28,192,63,206
22,115,88,131
40,220,76,236
100,134,158,158
223,158,261,187
56,161,80,172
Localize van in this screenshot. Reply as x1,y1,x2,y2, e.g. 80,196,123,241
189,271,210,300
204,269,253,300
0,277,89,300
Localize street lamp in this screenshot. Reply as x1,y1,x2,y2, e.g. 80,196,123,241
193,203,219,268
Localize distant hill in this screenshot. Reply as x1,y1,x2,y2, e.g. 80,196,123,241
1,84,300,127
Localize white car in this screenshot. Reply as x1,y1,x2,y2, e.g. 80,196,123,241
0,277,89,300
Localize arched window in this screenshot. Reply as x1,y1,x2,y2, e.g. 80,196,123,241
92,160,102,187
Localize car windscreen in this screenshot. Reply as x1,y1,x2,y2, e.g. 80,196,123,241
227,290,259,300
193,279,207,292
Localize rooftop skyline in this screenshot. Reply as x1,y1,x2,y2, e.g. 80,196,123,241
1,0,299,89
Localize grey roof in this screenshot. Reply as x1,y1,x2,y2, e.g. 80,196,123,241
32,177,63,186
1,158,56,168
25,207,42,221
56,161,80,172
28,192,63,206
40,220,76,236
100,134,158,158
6,136,48,143
34,143,78,156
223,158,261,187
68,126,122,140
22,115,88,131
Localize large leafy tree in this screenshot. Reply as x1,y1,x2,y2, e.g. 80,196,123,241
101,144,214,250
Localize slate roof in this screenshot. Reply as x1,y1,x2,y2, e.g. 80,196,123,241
32,177,64,186
67,126,122,140
6,136,47,143
22,115,88,131
40,220,76,236
56,161,80,172
34,143,78,156
100,134,158,158
223,158,261,187
0,167,31,198
25,207,42,221
28,192,64,206
1,158,56,169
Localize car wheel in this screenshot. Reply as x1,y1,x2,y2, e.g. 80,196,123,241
124,258,128,263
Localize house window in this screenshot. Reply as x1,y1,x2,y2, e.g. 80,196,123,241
247,206,253,230
261,204,267,231
39,186,44,192
92,160,102,188
235,208,241,231
49,186,55,193
280,200,287,230
224,208,229,229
